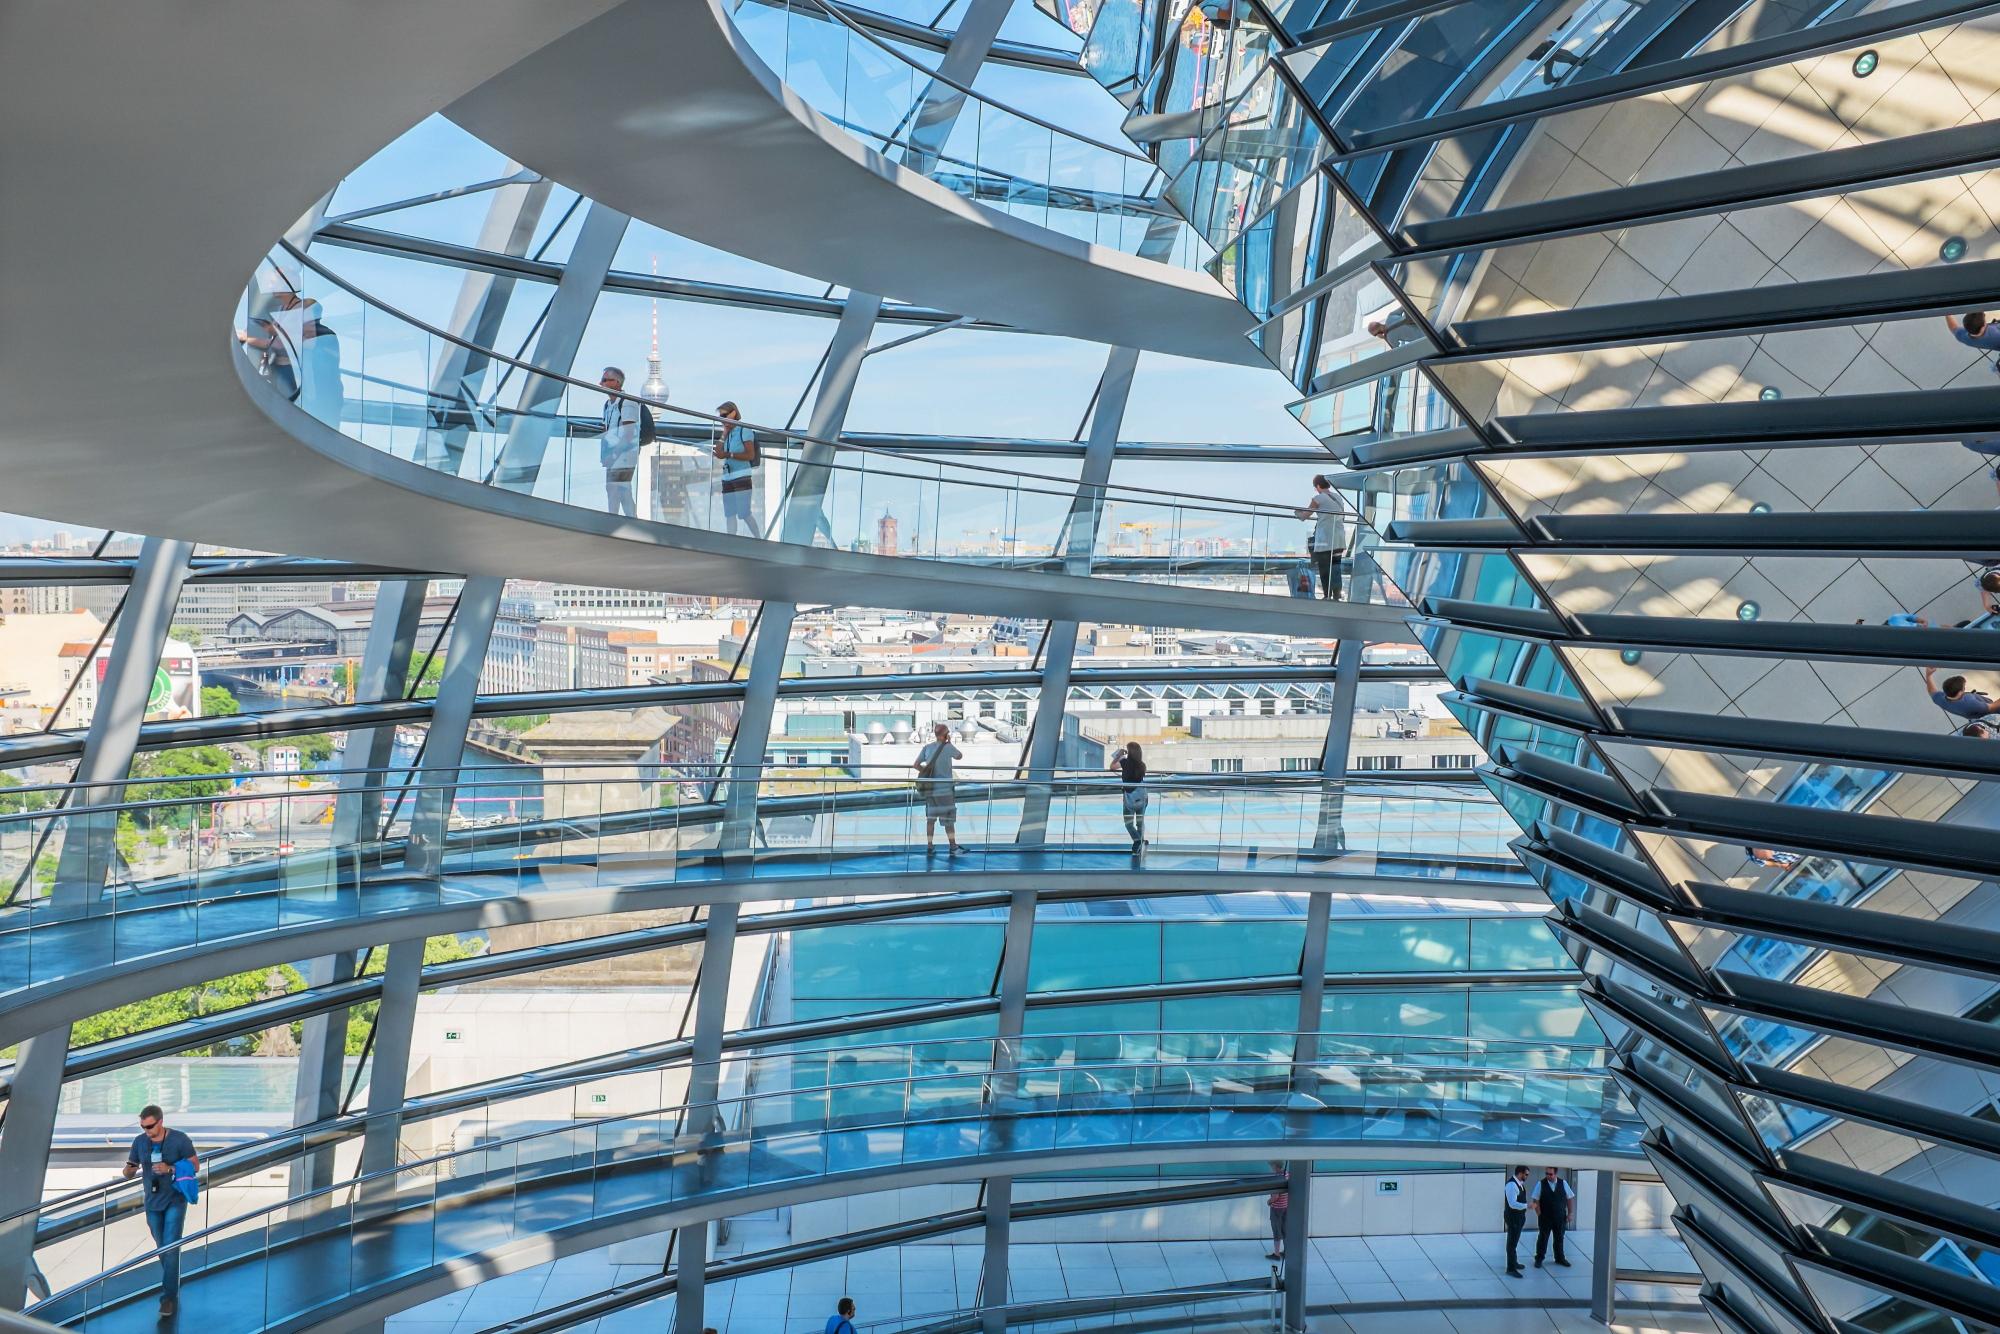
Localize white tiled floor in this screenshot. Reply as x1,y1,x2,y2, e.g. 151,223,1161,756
385,1229,1706,1334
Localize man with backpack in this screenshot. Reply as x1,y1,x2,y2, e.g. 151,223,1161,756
599,367,651,518
713,400,760,537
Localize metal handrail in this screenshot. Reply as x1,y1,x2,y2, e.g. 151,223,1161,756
268,241,1345,525
0,763,1495,817
28,1046,1629,1303
13,1027,1598,1234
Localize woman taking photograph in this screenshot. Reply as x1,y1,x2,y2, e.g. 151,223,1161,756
1110,741,1147,856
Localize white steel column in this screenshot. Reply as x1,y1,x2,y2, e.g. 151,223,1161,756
355,936,427,1200
52,536,195,905
780,293,881,545
1591,1170,1620,1324
489,201,630,489
415,172,554,474
1313,637,1364,853
405,577,504,878
1017,345,1139,844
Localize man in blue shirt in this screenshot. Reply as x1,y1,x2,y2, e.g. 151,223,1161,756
1924,667,2000,724
1947,312,2000,352
123,1105,198,1315
825,1296,858,1334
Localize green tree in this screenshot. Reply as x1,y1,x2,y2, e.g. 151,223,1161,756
70,964,308,1053
342,934,487,1053
200,685,240,717
168,624,204,647
249,733,336,765
125,746,235,827
0,774,54,815
493,714,549,734
405,654,446,700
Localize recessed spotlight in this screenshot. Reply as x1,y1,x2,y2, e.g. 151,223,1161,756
1620,649,1643,666
1852,49,1879,77
1736,601,1761,622
1758,386,1782,401
1941,235,1968,263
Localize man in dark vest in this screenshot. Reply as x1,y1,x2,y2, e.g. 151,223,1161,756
1533,1165,1576,1268
1502,1165,1531,1276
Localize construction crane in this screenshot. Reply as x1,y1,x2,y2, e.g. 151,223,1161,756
1118,519,1162,556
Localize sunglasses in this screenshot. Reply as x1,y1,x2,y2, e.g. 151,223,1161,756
140,1121,162,1133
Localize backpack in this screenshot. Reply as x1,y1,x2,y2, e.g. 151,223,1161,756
638,405,658,446
173,1158,200,1205
739,428,759,467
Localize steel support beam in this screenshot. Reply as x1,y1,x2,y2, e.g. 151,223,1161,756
779,293,882,545
980,1177,1014,1334
489,201,629,488
414,171,554,474
289,950,361,1201
674,896,743,1334
405,577,504,878
1019,345,1140,844
329,579,428,849
1592,1170,1619,1324
904,0,1019,176
356,937,426,1198
52,536,195,907
719,605,798,855
1330,0,2000,157
1313,637,1363,853
0,1030,71,1306
1399,116,2000,260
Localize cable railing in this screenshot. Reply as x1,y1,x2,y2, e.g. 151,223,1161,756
24,1040,1638,1327
242,244,1397,605
0,763,1519,991
723,0,1203,264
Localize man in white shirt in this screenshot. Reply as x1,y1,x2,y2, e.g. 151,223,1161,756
1502,1166,1532,1277
599,366,641,517
1533,1165,1576,1268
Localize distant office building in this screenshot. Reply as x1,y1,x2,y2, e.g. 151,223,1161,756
172,578,337,641
0,585,74,616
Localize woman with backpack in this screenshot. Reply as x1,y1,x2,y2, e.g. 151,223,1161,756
713,400,760,536
1111,740,1147,855
913,722,962,857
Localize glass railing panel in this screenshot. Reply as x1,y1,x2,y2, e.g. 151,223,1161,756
252,245,1396,604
